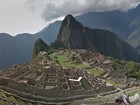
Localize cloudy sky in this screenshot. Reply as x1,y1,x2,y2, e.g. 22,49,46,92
0,0,140,36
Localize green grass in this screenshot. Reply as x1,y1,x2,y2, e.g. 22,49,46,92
112,60,122,71
50,51,106,76
0,90,7,97
107,79,116,86
0,90,42,105
51,51,86,69
87,67,105,76
125,61,140,79
127,88,140,96
128,91,137,96
107,79,126,88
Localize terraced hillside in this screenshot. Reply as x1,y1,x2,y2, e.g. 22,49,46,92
0,49,140,104
50,49,140,88
0,89,42,105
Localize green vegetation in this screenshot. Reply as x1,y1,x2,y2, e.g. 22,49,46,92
125,61,140,79
32,38,49,60
107,79,126,88
50,51,86,69
0,90,41,105
80,78,92,90
112,60,122,71
50,51,105,76
107,79,116,86
128,16,140,48
32,53,44,63
50,40,66,49
87,67,104,76
128,91,137,96
48,49,140,89
111,60,140,84
56,14,140,62
128,28,140,48
41,49,140,89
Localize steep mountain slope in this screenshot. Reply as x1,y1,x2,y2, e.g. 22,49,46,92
76,4,140,41
127,16,140,53
76,4,140,53
76,11,130,41
128,27,140,48
57,15,140,61
35,21,61,44
32,38,49,59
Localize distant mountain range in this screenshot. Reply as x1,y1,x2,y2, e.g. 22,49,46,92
77,4,140,40
0,3,140,69
0,21,60,69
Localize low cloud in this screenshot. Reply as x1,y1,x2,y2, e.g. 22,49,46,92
41,0,140,21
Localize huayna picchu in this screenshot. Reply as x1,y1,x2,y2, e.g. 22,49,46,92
57,15,140,62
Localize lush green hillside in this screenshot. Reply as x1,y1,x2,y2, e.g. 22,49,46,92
125,61,140,79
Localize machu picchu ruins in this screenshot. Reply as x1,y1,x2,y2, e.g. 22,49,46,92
0,49,140,105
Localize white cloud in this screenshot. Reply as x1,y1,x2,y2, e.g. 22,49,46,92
0,0,47,36
0,0,139,36
42,0,140,21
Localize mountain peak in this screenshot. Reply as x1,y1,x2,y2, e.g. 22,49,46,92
61,14,83,29
56,14,140,62
32,38,49,60
62,14,78,26
136,3,140,9
36,38,44,43
64,14,75,20
57,15,83,45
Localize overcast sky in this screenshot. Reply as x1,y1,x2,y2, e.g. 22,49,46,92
0,0,140,36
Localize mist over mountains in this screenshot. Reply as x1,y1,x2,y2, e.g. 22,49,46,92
0,4,140,69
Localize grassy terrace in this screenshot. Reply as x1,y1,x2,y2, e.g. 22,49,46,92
107,79,126,88
0,90,42,105
49,51,128,88
87,67,105,76
50,51,86,69
49,51,105,76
